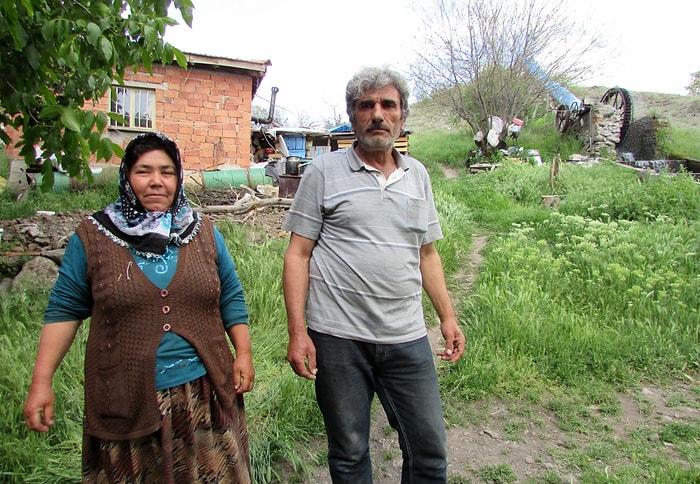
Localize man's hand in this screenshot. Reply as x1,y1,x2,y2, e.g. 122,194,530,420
286,332,318,380
438,319,465,363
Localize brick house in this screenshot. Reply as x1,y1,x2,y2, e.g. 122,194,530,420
6,52,270,172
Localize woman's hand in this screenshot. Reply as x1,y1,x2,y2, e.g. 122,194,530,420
233,353,254,393
24,320,81,432
24,382,56,432
227,324,254,393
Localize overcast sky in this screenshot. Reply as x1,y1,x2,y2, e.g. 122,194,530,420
165,0,699,125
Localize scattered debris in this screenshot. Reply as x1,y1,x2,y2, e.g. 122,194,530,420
0,186,291,291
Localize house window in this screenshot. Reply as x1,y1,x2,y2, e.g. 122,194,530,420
110,86,155,129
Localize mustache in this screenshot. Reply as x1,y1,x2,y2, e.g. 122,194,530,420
365,122,391,132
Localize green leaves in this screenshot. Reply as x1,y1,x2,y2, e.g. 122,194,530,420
86,22,101,45
38,104,62,121
23,43,40,69
172,47,187,68
95,111,108,133
99,136,116,161
1,0,191,188
59,107,82,133
173,0,194,27
1,1,29,50
99,37,113,62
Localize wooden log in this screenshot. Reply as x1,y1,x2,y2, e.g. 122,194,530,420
1,250,43,257
197,197,292,215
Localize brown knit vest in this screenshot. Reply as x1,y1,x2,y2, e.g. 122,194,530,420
77,216,236,440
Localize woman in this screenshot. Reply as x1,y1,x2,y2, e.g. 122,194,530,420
23,132,254,483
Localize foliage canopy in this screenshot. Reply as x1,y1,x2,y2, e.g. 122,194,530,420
0,0,193,188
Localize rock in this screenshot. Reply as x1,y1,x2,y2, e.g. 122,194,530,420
0,277,12,294
12,256,59,291
42,249,67,265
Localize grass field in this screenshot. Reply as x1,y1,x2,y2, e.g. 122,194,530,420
1,116,699,482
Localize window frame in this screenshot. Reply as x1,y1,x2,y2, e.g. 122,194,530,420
109,84,156,131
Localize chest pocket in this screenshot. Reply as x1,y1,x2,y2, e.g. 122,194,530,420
406,197,429,234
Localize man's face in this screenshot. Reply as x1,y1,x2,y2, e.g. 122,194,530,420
352,85,406,153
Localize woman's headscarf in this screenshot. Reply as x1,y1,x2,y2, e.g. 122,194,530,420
91,132,200,257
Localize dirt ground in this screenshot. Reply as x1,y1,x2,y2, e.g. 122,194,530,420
2,179,698,483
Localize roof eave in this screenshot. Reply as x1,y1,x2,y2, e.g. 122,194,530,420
184,52,271,94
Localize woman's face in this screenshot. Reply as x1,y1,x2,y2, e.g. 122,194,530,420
128,150,178,212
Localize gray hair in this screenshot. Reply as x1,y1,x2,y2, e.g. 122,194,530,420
345,66,410,124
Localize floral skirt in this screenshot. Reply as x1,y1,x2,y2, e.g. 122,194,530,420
82,375,251,483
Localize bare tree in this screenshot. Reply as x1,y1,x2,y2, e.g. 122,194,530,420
686,71,700,96
321,101,347,130
295,111,323,129
251,104,288,127
409,0,604,152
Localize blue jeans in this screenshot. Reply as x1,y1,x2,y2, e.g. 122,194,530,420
309,330,447,484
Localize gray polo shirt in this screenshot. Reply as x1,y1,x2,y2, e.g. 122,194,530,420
282,144,443,344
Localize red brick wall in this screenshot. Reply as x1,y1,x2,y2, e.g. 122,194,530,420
5,63,255,172
104,64,254,171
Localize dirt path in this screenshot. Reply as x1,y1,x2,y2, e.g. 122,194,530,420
294,233,489,484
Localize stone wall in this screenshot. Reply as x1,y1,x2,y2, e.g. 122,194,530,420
573,103,622,158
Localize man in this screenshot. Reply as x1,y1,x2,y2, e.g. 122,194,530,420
282,66,465,483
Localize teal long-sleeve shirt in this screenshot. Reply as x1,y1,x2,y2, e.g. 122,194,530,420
45,227,249,390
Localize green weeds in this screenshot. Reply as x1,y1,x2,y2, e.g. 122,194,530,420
2,133,700,482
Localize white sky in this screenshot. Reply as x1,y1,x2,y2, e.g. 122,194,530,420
165,0,700,125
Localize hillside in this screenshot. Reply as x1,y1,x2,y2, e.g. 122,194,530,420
408,87,700,133
575,86,700,131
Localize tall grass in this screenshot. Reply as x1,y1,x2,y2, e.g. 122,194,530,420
1,289,85,482
516,115,584,162
0,150,119,218
2,134,700,481
460,214,699,390
215,221,325,482
0,182,117,222
669,126,700,160
409,128,472,170
0,150,9,178
431,161,699,407
556,161,700,223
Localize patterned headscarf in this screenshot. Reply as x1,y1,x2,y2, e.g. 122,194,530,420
91,132,200,257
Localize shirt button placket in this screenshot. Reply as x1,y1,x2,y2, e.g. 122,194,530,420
160,289,171,332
